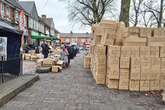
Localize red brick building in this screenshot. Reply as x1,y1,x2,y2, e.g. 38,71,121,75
60,33,92,46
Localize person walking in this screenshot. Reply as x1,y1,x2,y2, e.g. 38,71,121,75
61,46,69,68
41,41,50,58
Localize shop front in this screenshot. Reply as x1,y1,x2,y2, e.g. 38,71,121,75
0,21,21,76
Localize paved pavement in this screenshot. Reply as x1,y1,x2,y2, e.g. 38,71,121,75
0,53,165,110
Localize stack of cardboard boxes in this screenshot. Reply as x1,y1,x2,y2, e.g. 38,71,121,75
85,20,165,92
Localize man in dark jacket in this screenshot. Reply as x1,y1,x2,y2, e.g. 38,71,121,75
41,41,50,58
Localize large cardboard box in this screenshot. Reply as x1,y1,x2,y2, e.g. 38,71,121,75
128,27,140,35
150,57,160,80
130,46,140,57
129,80,140,91
100,20,118,30
140,57,151,80
120,69,129,79
107,56,120,79
95,78,106,85
149,80,160,91
140,28,152,38
107,68,120,79
140,46,150,57
160,46,165,58
140,80,150,91
153,28,164,37
148,37,165,46
43,58,54,66
52,66,60,73
108,46,121,57
84,55,91,69
119,79,129,90
160,76,165,90
95,45,106,55
95,55,106,65
130,57,141,80
107,57,119,68
107,79,119,89
161,58,165,77
123,36,146,46
120,57,130,69
94,35,102,45
150,46,159,57
121,46,132,57
101,29,115,45
92,24,104,36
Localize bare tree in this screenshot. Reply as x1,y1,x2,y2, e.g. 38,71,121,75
130,0,144,26
144,0,165,28
67,0,115,26
119,0,131,27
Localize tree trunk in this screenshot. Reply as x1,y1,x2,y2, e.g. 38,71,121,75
158,0,164,28
119,0,131,27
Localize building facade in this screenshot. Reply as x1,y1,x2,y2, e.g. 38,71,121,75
60,33,91,46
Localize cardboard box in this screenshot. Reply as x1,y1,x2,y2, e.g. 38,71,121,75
150,57,161,80
24,54,31,60
107,79,119,89
123,36,146,46
107,68,120,79
108,46,121,57
43,58,53,66
149,80,160,91
140,46,150,57
160,46,165,58
153,28,164,37
130,57,141,80
100,20,118,30
150,46,159,57
101,29,115,45
96,55,106,63
121,46,132,57
160,76,165,90
92,24,104,36
129,80,140,91
130,46,140,57
95,78,106,85
140,80,150,91
95,45,106,55
148,37,165,46
84,55,91,69
119,79,129,90
52,66,60,73
107,57,119,68
140,57,151,80
120,69,129,79
128,27,140,35
140,28,152,38
161,58,165,76
36,59,43,67
120,57,130,69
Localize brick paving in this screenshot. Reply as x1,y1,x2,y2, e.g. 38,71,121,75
0,53,165,110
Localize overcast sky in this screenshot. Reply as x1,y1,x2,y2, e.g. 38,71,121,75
20,0,91,33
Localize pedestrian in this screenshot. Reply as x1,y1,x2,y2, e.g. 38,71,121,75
41,40,50,58
61,46,69,68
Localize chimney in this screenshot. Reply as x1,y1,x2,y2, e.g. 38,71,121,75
41,15,47,20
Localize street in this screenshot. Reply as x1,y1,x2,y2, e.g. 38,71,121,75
0,53,165,110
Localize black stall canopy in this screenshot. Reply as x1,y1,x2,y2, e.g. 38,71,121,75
0,21,21,76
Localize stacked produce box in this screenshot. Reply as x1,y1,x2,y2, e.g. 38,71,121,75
85,20,165,92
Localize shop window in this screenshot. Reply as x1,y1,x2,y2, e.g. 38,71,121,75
15,10,19,24
1,2,4,18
